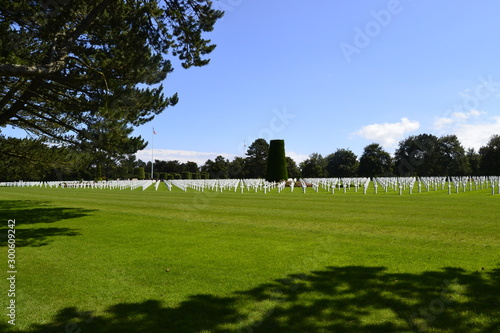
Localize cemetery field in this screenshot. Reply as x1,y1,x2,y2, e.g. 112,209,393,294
0,184,499,332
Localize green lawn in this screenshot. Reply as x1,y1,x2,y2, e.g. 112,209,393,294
0,184,499,332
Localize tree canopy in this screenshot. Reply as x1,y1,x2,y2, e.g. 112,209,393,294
244,138,269,178
358,143,392,177
0,0,223,154
300,153,327,178
479,134,500,175
394,134,471,177
326,149,358,177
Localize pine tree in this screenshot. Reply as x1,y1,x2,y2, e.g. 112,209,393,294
0,1,223,155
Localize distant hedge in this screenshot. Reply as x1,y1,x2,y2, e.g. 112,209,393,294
265,140,288,182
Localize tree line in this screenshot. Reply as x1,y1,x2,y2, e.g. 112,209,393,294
1,134,499,182
197,134,499,179
300,134,498,178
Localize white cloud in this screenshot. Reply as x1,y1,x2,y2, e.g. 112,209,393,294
434,109,486,130
353,117,420,149
434,117,455,130
432,110,500,150
287,151,308,164
136,149,234,165
136,148,309,165
442,116,500,151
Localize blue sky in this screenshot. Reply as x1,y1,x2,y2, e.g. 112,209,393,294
6,1,500,165
134,0,500,164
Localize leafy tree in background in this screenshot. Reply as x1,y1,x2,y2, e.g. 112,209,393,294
0,136,74,180
134,167,145,180
437,135,470,176
115,154,140,179
466,148,481,176
0,0,223,155
394,134,441,176
395,134,473,176
358,143,392,177
244,138,269,178
184,161,199,173
300,153,327,178
326,149,358,177
201,155,229,179
228,157,245,179
149,159,199,178
286,156,300,179
479,134,500,175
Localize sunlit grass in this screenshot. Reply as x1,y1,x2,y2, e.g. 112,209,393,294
0,184,498,332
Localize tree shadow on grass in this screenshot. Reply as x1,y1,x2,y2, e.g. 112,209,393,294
7,265,499,333
0,200,95,247
0,200,95,224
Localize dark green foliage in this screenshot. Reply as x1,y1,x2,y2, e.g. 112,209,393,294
394,134,442,176
466,148,481,176
286,157,301,179
228,157,245,179
201,155,229,179
244,139,269,178
0,0,223,156
134,167,145,180
265,140,288,182
300,153,327,178
153,159,199,175
479,134,500,175
182,171,192,180
184,162,199,173
437,135,470,176
326,149,358,177
394,134,472,176
201,172,209,180
358,143,392,177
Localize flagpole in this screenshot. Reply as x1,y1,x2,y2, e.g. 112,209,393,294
151,127,154,179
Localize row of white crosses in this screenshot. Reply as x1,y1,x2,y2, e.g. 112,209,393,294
3,177,500,195
168,179,242,192
302,178,370,194
373,176,500,195
0,181,45,187
295,178,350,193
374,177,416,194
491,176,500,195
0,180,159,190
163,178,288,194
449,176,499,194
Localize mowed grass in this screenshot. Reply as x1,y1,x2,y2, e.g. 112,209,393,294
0,184,499,332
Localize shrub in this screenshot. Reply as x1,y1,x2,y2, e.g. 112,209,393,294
265,140,288,182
